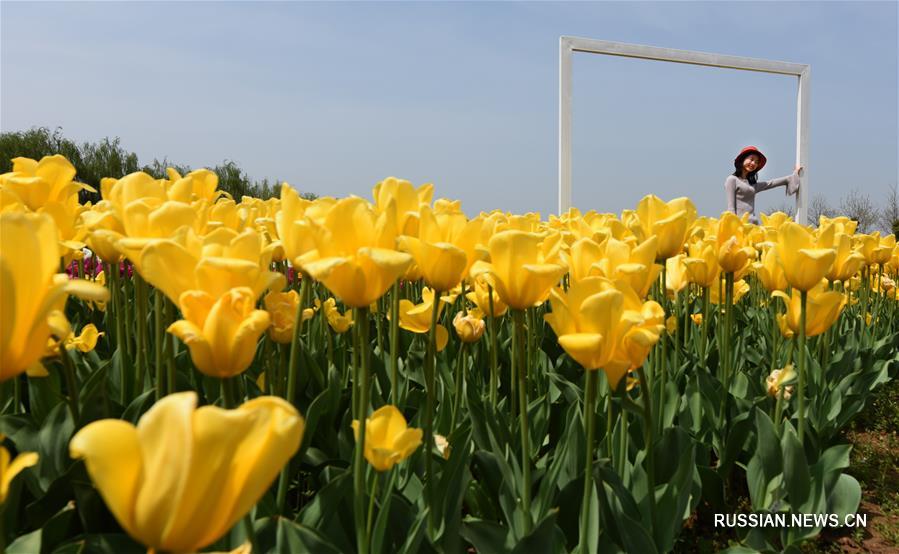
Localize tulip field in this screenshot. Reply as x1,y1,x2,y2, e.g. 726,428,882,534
2,154,899,554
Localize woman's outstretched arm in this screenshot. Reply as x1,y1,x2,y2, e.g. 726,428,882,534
757,167,802,194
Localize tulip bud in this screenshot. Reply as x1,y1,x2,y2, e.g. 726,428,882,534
766,365,796,400
690,313,703,326
434,434,451,460
453,309,486,343
665,315,677,334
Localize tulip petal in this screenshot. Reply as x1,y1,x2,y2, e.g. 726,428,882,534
141,241,198,304
133,392,197,543
558,333,605,370
209,397,304,543
70,420,143,540
164,406,257,551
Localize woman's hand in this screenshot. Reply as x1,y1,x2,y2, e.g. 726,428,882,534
794,164,804,176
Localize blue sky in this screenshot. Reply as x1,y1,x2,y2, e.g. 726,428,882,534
2,1,896,218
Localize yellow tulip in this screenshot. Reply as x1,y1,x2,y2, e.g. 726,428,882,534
562,237,604,283
0,155,95,212
629,195,696,260
453,308,486,343
590,236,661,298
772,283,846,338
759,212,792,230
264,290,301,344
465,275,508,318
710,278,750,305
351,405,422,472
297,197,412,308
753,246,789,292
397,204,473,292
1,212,108,382
716,212,756,275
168,287,271,378
371,177,433,236
826,233,865,282
392,288,451,351
818,215,857,236
275,184,323,264
82,202,126,263
470,230,567,310
690,313,703,326
141,228,285,305
89,270,108,312
544,277,664,387
776,222,836,292
165,168,224,203
872,234,896,265
665,315,677,334
319,297,354,334
1,436,39,504
65,324,104,353
683,238,720,288
665,254,690,296
70,392,303,553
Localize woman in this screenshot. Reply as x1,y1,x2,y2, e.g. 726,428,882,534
725,146,801,224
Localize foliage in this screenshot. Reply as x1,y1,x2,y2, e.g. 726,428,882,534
0,127,316,202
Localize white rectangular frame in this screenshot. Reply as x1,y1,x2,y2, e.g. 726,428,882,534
559,36,810,224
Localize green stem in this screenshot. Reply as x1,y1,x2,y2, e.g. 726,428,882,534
60,350,80,421
108,264,125,403
276,274,310,514
165,297,176,394
773,383,785,436
424,292,441,538
605,393,613,458
354,306,372,554
450,342,467,432
719,273,734,424
513,309,532,533
636,365,657,537
366,471,379,548
798,289,808,443
579,369,599,552
154,288,165,400
134,275,149,395
700,286,710,362
390,282,400,404
617,402,628,478
488,285,499,407
12,374,21,413
221,376,237,408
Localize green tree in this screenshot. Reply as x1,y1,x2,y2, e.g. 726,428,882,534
1,127,316,202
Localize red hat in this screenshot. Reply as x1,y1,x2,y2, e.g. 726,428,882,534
734,146,766,171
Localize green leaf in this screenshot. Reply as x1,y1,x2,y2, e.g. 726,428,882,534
826,473,861,521
511,509,566,554
753,408,782,481
6,529,41,554
781,425,810,510
461,518,512,554
121,389,155,425
275,518,343,554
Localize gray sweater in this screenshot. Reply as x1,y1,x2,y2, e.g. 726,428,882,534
724,172,800,224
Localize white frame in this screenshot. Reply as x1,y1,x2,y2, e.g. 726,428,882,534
559,36,810,224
